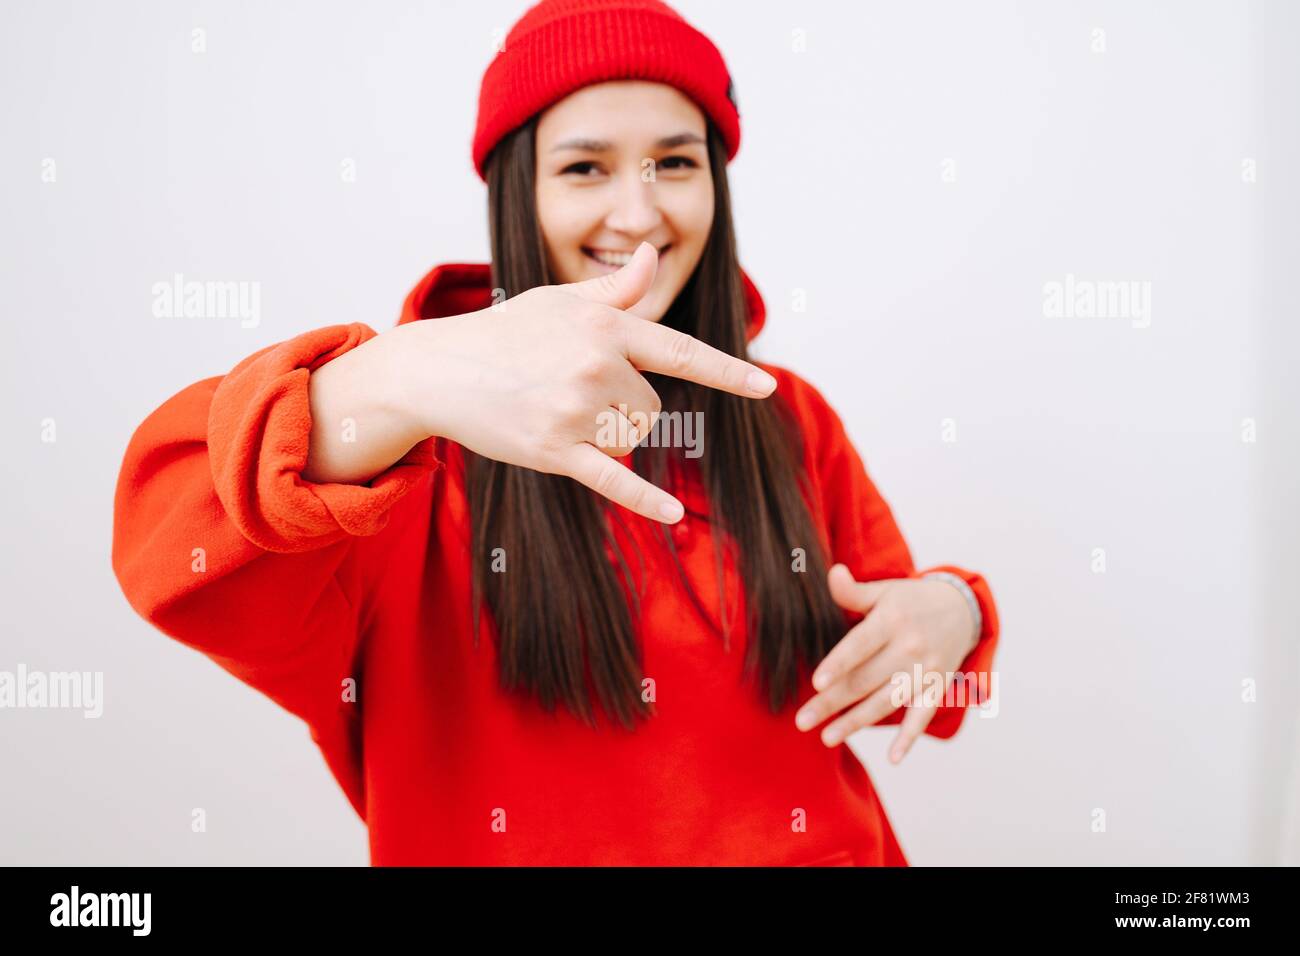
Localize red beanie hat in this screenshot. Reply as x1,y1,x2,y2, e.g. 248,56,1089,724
472,0,741,181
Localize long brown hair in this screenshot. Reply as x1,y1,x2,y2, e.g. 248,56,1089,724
467,114,846,731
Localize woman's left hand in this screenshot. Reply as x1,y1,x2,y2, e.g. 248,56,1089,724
794,564,980,763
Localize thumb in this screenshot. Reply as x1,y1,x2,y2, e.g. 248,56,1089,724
827,563,891,614
560,241,658,310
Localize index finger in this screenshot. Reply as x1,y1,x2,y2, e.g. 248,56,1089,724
619,319,777,398
811,611,891,691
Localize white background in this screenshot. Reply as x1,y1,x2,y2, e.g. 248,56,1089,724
1,0,1297,865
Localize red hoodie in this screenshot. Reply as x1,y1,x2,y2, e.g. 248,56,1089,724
111,263,1000,866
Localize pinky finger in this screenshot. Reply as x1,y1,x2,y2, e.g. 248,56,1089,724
890,696,938,764
559,442,684,524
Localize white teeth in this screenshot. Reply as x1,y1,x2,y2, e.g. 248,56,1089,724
589,249,634,267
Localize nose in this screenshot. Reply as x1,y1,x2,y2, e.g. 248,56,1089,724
604,169,663,238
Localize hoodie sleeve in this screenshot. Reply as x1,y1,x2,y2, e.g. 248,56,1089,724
769,365,1000,741
111,323,442,737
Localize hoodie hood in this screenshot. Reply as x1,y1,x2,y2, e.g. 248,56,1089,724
398,262,767,343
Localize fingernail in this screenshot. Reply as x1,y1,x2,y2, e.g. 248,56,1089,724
812,671,829,691
889,747,903,763
822,728,841,747
659,499,684,522
746,370,776,395
795,709,814,731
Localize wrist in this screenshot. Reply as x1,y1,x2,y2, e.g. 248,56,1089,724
374,319,450,445
921,571,982,656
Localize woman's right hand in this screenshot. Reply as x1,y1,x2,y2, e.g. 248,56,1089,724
304,242,777,524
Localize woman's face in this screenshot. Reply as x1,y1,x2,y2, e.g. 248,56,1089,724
534,80,715,322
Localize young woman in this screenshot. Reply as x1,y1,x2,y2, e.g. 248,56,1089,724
112,0,1000,866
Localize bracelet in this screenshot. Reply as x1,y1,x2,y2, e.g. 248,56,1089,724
921,571,982,651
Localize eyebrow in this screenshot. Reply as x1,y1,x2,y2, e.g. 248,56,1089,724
550,131,706,153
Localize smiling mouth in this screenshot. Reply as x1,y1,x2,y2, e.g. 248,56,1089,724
583,244,672,267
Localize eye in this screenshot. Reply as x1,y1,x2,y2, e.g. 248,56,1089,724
659,155,699,170
561,161,602,177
